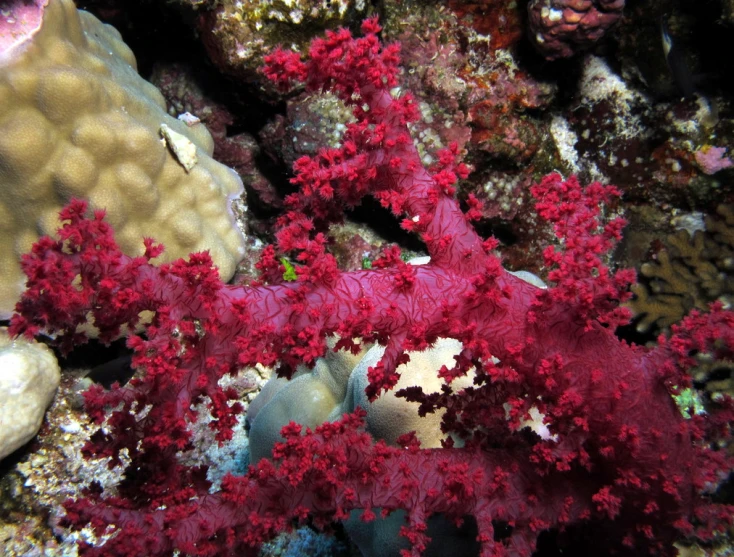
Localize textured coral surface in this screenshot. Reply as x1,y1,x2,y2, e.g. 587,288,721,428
630,205,734,333
0,0,247,317
196,0,369,86
527,0,625,59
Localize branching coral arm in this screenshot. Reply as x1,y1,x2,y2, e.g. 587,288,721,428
263,18,479,274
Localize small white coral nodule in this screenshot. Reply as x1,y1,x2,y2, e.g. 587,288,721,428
0,329,60,461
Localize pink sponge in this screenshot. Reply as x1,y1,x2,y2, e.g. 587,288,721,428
694,145,734,175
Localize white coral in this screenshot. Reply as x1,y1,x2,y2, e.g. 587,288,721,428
0,328,60,460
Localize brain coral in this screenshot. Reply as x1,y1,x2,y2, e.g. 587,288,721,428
0,0,247,318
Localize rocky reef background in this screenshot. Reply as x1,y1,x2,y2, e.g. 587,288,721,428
73,0,734,280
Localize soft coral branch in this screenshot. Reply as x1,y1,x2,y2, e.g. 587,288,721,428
63,409,592,557
263,18,482,275
530,173,635,329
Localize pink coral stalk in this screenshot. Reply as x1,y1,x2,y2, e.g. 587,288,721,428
11,19,734,557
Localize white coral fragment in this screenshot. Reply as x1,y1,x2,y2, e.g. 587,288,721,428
160,123,198,172
177,112,201,127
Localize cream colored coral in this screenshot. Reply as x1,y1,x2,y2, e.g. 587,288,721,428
0,328,60,461
247,338,478,557
0,0,247,318
247,263,547,461
248,337,475,461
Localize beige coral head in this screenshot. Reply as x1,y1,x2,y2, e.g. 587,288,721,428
0,0,247,318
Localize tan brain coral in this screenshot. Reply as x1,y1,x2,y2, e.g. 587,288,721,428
0,0,247,318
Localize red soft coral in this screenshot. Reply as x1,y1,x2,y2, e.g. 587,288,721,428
10,20,734,557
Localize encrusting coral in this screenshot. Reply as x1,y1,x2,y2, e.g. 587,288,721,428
191,0,369,85
8,19,734,557
0,0,247,318
629,205,734,333
527,0,625,59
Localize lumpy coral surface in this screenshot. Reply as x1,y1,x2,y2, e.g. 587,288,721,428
0,0,247,317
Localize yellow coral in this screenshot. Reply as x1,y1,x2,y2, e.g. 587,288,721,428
0,0,247,317
629,206,734,333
